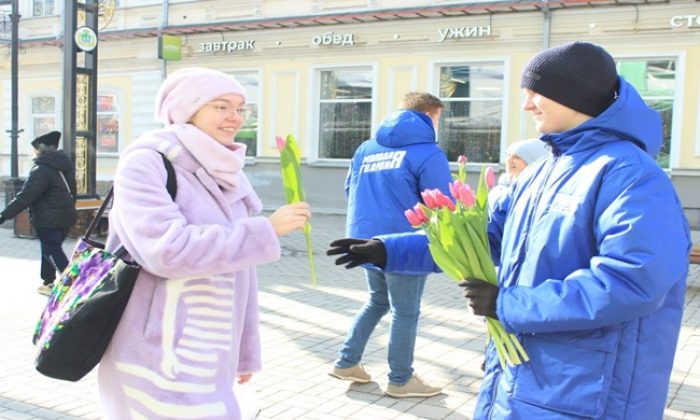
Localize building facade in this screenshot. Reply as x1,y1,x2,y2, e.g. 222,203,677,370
1,0,700,225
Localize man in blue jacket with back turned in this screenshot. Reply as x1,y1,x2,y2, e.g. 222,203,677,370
329,42,691,418
328,92,452,398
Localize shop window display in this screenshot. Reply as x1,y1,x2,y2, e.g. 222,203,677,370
437,64,504,163
318,68,372,159
31,97,57,145
97,94,120,154
617,58,676,169
231,71,259,157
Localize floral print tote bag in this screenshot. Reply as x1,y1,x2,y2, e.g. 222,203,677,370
32,187,139,381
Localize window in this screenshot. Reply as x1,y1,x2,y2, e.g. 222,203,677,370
31,96,57,142
436,63,504,163
617,58,676,169
231,71,259,157
96,93,120,154
318,68,373,159
32,0,55,17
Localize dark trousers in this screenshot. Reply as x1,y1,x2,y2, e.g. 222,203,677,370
35,227,70,285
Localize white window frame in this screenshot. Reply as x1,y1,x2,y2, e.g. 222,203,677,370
228,68,263,158
31,0,56,17
308,63,378,164
27,93,58,153
429,58,510,165
615,51,684,170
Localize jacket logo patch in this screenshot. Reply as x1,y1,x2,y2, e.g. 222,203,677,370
359,151,406,173
549,193,580,214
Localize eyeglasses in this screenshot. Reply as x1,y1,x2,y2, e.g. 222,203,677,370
205,103,249,118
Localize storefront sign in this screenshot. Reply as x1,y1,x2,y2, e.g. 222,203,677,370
438,26,492,42
159,34,182,61
312,32,355,46
197,40,256,53
670,15,700,28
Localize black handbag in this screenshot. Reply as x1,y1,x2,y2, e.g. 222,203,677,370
32,153,176,381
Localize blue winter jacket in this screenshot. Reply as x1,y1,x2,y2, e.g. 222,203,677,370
345,109,452,239
380,77,691,419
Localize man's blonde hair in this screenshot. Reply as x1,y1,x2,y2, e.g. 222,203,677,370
399,92,444,114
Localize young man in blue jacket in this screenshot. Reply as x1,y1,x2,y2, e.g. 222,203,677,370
329,42,692,418
328,92,452,398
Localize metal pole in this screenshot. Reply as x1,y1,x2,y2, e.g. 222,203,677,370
160,0,169,82
2,0,30,237
62,1,76,164
541,1,551,50
8,0,20,179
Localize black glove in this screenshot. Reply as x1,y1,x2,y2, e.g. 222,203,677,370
327,238,387,269
458,279,499,319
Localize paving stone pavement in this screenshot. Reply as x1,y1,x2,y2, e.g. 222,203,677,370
0,216,699,420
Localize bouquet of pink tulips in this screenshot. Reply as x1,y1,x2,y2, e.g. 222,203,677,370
405,156,529,368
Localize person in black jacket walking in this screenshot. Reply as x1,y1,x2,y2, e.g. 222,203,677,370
0,131,77,295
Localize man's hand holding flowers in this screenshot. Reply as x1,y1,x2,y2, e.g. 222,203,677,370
459,279,499,320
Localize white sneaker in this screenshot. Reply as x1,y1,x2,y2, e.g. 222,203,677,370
37,283,54,296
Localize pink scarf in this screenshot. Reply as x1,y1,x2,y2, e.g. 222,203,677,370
171,124,245,191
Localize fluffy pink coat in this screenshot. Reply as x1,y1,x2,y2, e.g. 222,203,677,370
97,125,280,419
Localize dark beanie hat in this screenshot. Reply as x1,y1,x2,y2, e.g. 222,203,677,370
521,41,618,117
31,131,61,148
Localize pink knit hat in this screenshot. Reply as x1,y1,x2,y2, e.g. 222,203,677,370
155,67,247,125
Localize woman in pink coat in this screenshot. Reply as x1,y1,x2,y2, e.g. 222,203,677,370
98,68,310,419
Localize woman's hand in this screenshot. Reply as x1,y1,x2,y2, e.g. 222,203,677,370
268,202,311,236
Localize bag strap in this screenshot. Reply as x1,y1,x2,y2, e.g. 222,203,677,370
84,187,113,241
161,152,177,200
83,152,177,242
57,171,71,195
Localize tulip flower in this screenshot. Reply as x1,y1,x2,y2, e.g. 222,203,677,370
457,185,476,208
434,190,456,211
405,209,425,227
277,134,317,287
421,190,439,209
275,135,286,151
457,155,468,183
448,181,459,201
485,166,496,189
406,166,528,369
412,203,429,224
450,181,475,208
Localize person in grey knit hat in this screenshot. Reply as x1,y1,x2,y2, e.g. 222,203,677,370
488,138,549,210
328,41,691,419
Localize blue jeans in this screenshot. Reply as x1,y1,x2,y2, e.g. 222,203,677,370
35,227,70,285
336,268,427,385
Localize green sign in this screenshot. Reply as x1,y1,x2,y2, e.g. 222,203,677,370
159,34,182,61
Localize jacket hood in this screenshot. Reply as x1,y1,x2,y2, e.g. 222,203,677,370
33,150,73,173
543,77,662,158
375,110,436,148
